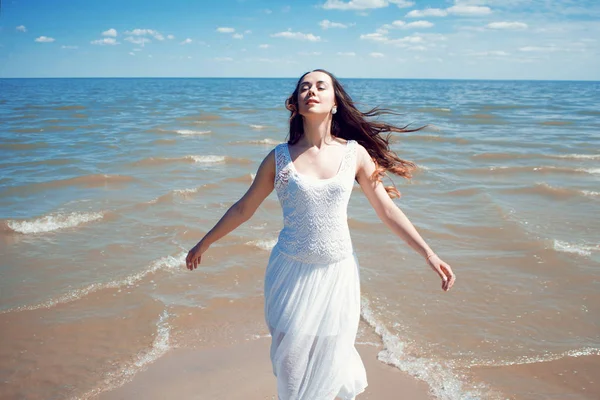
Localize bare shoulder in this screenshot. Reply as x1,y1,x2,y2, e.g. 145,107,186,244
354,142,372,167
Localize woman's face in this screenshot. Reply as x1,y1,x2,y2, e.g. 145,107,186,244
296,71,336,117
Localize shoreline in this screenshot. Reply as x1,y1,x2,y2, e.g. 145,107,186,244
98,338,433,400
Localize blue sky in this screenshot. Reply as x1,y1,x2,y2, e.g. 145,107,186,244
1,0,599,79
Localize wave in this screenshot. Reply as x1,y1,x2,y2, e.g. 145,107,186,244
360,298,482,400
553,240,599,257
502,183,595,200
53,105,86,110
401,135,470,145
468,347,600,368
1,174,136,197
0,142,49,150
464,166,598,176
175,129,212,135
77,310,171,399
144,184,219,205
224,173,256,184
472,152,600,161
245,239,277,251
133,155,251,166
0,253,185,314
250,124,268,130
4,211,105,234
539,120,573,126
556,153,600,160
230,138,281,146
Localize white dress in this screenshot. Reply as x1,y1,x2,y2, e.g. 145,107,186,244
264,140,368,400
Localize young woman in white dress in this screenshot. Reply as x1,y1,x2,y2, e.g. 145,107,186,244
186,69,456,400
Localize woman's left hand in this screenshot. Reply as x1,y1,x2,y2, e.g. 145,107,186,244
427,255,456,292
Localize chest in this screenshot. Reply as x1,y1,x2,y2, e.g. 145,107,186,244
287,144,348,181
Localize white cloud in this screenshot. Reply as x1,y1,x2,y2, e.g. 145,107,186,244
167,34,175,40
129,52,135,56
271,30,321,41
406,8,447,17
16,25,27,32
102,28,117,37
407,4,490,17
180,38,193,45
470,50,510,56
406,20,434,28
486,21,528,30
337,51,356,56
91,38,119,45
217,27,235,33
519,46,560,52
35,36,55,43
233,33,244,39
359,32,388,42
320,19,350,29
124,29,164,40
322,0,414,11
259,44,270,48
370,52,385,57
447,5,491,16
245,30,252,34
61,45,78,49
389,20,434,29
125,37,150,45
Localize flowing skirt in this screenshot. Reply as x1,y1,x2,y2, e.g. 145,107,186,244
264,246,368,400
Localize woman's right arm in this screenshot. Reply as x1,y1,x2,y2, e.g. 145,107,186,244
186,149,276,270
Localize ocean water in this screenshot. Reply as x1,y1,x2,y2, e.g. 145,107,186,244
0,77,599,399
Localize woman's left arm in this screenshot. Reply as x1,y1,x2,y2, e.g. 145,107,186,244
355,144,456,292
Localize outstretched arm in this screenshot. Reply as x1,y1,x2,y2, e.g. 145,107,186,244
355,144,456,291
186,149,276,270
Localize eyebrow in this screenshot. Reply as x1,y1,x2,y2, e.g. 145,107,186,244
300,80,329,86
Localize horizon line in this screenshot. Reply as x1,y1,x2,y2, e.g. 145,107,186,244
1,76,599,82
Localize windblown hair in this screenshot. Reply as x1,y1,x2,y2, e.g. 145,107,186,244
285,69,425,198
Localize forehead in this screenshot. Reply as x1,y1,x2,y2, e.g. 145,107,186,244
299,71,332,85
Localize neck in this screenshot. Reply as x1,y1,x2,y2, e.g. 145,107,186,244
300,115,334,148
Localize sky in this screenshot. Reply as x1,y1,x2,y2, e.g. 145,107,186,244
0,0,599,80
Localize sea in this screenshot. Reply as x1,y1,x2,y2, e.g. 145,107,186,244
1,77,599,399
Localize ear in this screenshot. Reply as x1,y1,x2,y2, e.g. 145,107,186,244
285,98,296,111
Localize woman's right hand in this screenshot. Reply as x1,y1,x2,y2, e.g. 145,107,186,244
186,241,205,271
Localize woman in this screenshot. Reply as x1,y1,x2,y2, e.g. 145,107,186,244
186,69,456,400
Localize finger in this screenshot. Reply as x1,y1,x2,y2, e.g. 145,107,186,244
441,263,455,291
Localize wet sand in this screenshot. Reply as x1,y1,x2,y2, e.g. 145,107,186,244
99,339,433,400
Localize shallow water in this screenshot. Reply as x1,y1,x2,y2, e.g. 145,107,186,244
1,78,599,399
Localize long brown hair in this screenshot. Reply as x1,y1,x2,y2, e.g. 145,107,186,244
285,69,425,198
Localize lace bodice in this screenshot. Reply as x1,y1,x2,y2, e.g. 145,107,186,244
273,140,358,264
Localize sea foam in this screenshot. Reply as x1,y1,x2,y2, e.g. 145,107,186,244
7,211,104,234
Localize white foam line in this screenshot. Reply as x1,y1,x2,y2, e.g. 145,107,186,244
7,211,104,234
188,155,226,163
553,240,598,257
557,154,600,160
1,253,186,314
360,297,483,400
246,239,277,251
467,347,600,368
76,310,171,399
176,129,211,135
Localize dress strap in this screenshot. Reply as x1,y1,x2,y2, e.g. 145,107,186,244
340,140,357,175
275,143,289,176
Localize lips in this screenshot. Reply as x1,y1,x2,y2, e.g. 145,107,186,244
306,99,319,105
